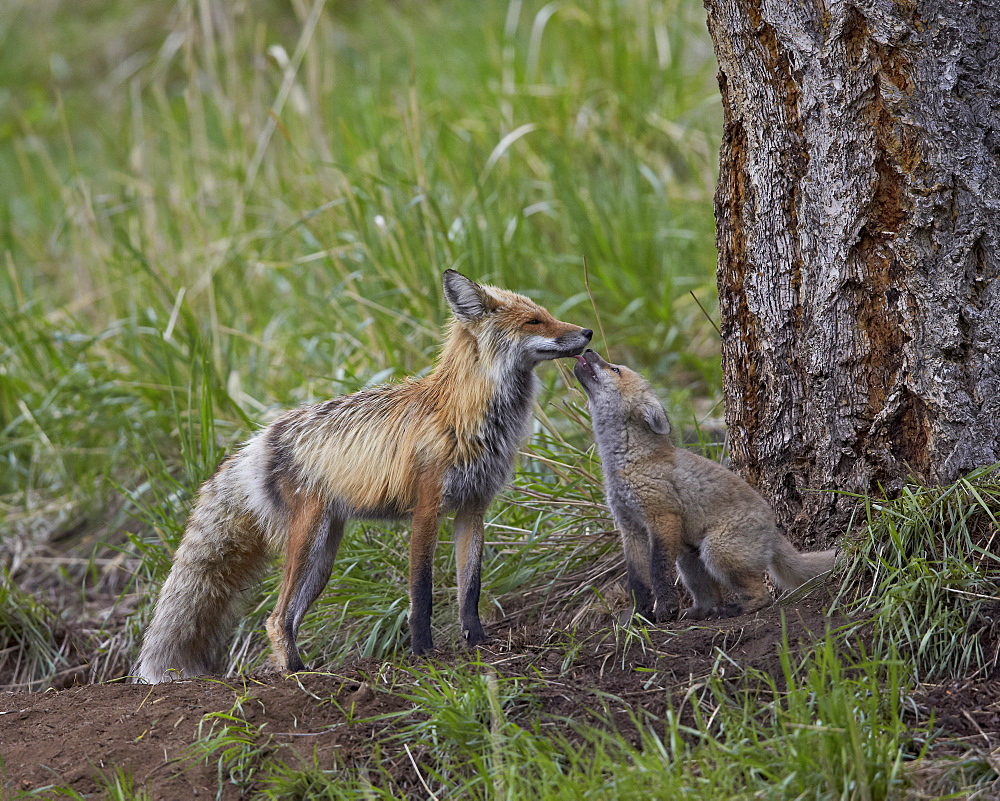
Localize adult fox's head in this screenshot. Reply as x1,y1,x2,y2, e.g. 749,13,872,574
573,349,671,437
443,270,592,367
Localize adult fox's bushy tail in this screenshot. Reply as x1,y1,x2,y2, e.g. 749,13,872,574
135,461,275,682
768,538,836,594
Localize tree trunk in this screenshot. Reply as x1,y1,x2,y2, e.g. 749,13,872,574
703,0,1000,546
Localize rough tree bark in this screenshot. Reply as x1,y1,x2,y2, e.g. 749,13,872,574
703,0,1000,546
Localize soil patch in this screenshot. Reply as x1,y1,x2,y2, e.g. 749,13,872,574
0,593,993,799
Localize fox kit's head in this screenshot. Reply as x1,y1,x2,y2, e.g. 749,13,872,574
573,349,671,438
443,270,592,368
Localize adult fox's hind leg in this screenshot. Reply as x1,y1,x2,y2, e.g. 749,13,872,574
267,501,345,673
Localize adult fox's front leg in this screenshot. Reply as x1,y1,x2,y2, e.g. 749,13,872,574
454,509,486,647
409,471,444,655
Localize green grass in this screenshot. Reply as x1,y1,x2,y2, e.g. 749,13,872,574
162,633,983,800
1,0,722,685
834,466,1000,682
1,1,998,799
0,567,68,690
189,693,275,799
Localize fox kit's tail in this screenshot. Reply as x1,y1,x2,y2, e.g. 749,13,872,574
133,470,271,683
767,538,836,594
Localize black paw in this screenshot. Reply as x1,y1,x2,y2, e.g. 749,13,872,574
462,625,488,648
712,603,743,619
680,606,714,621
410,639,436,656
281,652,306,673
265,653,306,675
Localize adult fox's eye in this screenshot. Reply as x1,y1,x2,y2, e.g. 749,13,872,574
525,319,542,325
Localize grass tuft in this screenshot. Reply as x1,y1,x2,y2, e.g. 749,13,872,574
187,685,277,799
0,566,68,690
834,466,1000,681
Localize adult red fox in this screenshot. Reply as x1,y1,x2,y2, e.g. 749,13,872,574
573,349,835,622
135,271,592,682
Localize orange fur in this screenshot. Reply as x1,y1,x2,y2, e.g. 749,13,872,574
266,490,325,668
134,271,592,681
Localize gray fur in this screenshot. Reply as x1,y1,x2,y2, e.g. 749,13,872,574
134,469,273,682
443,367,538,510
443,269,490,321
574,350,835,621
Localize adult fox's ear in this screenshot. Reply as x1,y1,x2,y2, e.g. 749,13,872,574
443,270,493,321
640,399,670,436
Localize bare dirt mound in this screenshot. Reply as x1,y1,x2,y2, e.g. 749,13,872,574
0,594,990,799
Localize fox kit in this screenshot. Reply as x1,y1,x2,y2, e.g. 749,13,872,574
573,350,834,622
135,271,592,683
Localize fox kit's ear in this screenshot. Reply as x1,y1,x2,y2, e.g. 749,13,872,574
443,270,492,321
640,399,670,436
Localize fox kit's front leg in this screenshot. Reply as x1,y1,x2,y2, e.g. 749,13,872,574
618,523,655,622
454,509,486,647
409,471,444,655
645,511,682,622
618,509,681,623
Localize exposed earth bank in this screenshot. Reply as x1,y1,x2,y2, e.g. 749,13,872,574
1,595,996,799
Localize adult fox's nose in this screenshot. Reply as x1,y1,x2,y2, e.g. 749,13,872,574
581,329,593,340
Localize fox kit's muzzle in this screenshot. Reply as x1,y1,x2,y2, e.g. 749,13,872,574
573,348,615,388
